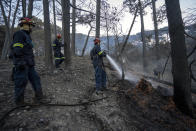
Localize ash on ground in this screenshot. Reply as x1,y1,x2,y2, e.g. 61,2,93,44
0,56,196,131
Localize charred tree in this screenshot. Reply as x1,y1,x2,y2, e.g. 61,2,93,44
95,0,101,38
43,0,53,70
7,0,12,27
0,0,10,59
52,0,57,36
81,26,92,56
139,0,147,70
0,0,20,59
72,0,76,55
105,11,110,53
22,0,26,17
9,0,20,56
152,0,159,60
165,0,193,116
27,0,34,18
62,0,71,64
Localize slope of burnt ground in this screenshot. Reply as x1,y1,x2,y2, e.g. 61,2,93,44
0,56,196,131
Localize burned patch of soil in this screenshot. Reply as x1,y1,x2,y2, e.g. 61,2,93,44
0,57,196,131
117,79,196,131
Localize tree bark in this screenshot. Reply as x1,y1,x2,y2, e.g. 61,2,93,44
27,0,34,18
81,26,92,57
105,12,110,53
22,0,26,17
3,0,12,58
10,0,20,35
1,0,20,59
43,0,53,70
152,0,159,60
7,0,12,27
1,34,9,59
95,0,101,38
165,0,193,116
8,0,21,57
0,0,11,59
72,0,76,55
139,0,147,70
62,0,71,64
52,0,57,36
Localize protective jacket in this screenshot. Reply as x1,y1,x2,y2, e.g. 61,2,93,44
52,39,64,58
90,44,106,68
52,38,64,68
11,30,35,66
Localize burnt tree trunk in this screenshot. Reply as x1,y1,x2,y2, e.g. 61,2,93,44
152,0,159,60
5,0,12,57
7,0,12,27
1,0,20,59
95,0,101,38
62,0,71,64
105,12,110,53
0,0,10,59
165,0,193,116
139,0,147,70
22,0,26,17
81,26,92,57
27,0,34,18
8,0,20,56
72,0,76,55
43,0,53,70
52,0,57,36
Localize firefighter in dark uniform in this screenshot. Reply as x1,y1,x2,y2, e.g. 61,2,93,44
11,17,46,105
90,38,107,93
52,34,64,68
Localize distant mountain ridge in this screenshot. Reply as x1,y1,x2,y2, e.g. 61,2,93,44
75,24,196,55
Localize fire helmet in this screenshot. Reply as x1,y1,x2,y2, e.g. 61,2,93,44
18,17,35,27
57,34,61,39
94,37,100,44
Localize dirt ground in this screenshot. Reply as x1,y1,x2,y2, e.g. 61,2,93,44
0,56,196,131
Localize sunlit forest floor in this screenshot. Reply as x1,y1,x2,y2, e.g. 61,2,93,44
0,56,196,130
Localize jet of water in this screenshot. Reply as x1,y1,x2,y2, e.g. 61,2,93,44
106,55,122,77
106,54,139,83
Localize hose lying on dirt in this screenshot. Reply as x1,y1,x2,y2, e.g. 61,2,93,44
0,96,108,126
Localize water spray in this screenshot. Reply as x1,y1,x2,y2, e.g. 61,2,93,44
106,54,140,83
106,55,122,77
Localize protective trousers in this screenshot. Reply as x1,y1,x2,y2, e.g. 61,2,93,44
54,51,64,68
95,65,106,91
13,66,43,104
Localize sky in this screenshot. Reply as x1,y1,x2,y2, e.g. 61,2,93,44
65,0,196,36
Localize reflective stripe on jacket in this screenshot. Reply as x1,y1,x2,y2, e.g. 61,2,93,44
11,30,35,66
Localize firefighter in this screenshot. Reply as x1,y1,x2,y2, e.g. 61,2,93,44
52,34,64,68
90,38,107,93
11,17,47,105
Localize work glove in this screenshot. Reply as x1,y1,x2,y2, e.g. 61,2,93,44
102,51,107,57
